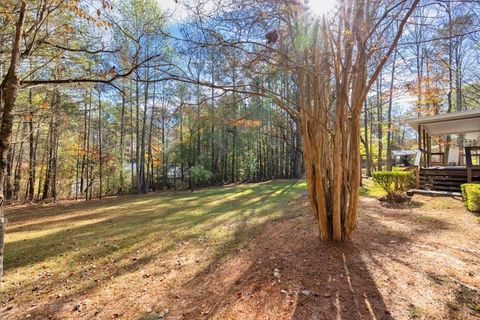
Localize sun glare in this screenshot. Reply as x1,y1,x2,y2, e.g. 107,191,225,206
305,0,338,16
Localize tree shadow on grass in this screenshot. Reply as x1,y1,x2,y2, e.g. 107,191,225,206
153,197,455,320
3,181,298,271
1,181,304,319
163,215,397,319
2,181,459,320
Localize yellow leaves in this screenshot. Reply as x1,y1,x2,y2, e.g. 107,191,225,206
70,143,80,152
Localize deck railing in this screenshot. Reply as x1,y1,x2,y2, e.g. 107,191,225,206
413,146,479,187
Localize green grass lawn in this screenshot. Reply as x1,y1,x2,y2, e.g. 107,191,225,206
1,179,476,320
1,180,308,318
359,177,387,198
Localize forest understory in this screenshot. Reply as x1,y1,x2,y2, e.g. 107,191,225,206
1,180,479,320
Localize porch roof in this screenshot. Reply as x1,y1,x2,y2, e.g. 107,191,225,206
405,109,480,136
392,150,417,156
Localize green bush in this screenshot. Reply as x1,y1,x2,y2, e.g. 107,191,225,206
461,183,480,212
189,165,213,186
372,171,413,196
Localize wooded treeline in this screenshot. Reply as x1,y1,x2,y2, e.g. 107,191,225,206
0,0,304,203
3,79,302,201
1,0,480,204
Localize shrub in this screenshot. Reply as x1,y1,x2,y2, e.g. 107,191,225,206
372,171,413,197
189,165,213,186
461,183,480,212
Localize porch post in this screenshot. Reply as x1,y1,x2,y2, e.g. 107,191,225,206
427,132,432,167
422,128,427,166
465,147,473,183
417,124,423,167
416,166,420,188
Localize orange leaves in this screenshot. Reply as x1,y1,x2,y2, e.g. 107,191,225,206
41,102,49,109
232,119,262,128
63,24,74,33
98,66,116,79
70,142,80,153
95,19,112,29
107,66,116,78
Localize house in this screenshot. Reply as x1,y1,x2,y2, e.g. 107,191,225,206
405,109,480,196
392,150,417,167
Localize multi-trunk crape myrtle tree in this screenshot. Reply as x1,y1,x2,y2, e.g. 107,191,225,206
183,0,420,240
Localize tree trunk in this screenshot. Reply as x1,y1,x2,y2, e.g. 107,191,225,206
5,124,20,201
376,76,383,171
444,3,453,164
26,109,36,201
140,65,149,193
85,89,92,200
363,100,372,176
119,87,126,192
98,90,102,199
386,49,397,171
292,119,303,178
146,80,155,192
135,73,141,193
13,123,26,200
0,1,27,279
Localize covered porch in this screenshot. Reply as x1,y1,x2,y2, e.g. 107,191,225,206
405,110,480,196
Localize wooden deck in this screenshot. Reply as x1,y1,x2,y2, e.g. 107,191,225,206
412,166,480,195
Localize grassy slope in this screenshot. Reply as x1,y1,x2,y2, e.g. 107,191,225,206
1,180,307,316
2,179,478,320
360,178,387,198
